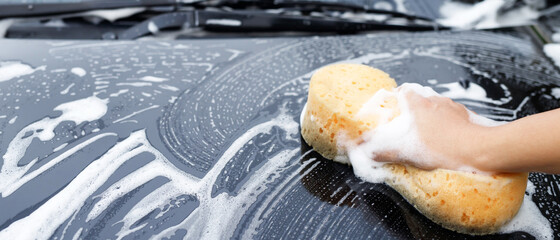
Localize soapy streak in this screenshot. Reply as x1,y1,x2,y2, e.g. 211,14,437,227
0,96,108,196
0,109,300,239
153,111,299,239
413,47,513,104
60,83,75,95
0,130,168,239
2,133,115,197
259,51,409,107
112,105,159,124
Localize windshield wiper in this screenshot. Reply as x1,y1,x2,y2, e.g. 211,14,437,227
118,9,445,39
2,0,447,39
220,0,434,21
0,0,188,18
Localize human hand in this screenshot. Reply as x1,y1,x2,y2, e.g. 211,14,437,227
372,91,486,171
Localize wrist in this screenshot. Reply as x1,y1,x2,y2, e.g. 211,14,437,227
463,125,501,172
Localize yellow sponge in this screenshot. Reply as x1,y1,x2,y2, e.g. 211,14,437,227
300,63,528,234
301,64,398,161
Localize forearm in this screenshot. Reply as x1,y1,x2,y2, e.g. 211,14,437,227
472,109,560,173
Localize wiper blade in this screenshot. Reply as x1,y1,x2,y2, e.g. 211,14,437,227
217,0,434,21
0,0,192,18
119,9,446,39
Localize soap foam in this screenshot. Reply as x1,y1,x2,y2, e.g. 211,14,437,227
0,61,46,82
544,44,560,68
437,82,505,105
0,96,109,196
438,0,539,30
499,193,553,239
0,105,301,239
70,67,86,77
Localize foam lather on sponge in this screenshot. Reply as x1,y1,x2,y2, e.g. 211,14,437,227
300,63,528,234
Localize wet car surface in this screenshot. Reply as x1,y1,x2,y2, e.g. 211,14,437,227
1,28,560,239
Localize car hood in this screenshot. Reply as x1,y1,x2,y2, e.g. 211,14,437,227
0,30,559,239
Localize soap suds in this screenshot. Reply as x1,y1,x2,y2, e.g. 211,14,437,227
60,83,75,95
0,96,109,196
552,33,560,43
109,89,129,97
499,194,553,239
205,19,242,26
550,88,560,99
112,105,159,124
53,143,68,152
71,67,86,77
148,21,159,34
0,61,46,82
81,7,145,23
158,84,180,92
116,82,152,87
438,0,539,29
544,44,560,68
8,116,17,124
139,76,168,82
437,82,505,105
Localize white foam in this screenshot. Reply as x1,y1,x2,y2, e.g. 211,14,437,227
544,44,560,68
0,61,45,82
147,21,159,34
53,143,68,152
0,96,109,196
226,49,243,61
44,19,66,27
499,194,553,239
81,7,145,22
552,33,560,43
112,105,159,124
393,0,408,13
60,83,75,95
300,103,307,127
71,67,86,77
139,76,168,82
205,19,242,26
8,116,17,124
356,88,399,126
551,88,560,99
0,104,300,239
109,89,129,97
437,82,506,105
438,0,538,29
158,84,179,92
0,131,146,239
526,180,536,195
116,82,152,87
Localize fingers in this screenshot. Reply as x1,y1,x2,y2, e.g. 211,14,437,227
374,151,399,163
405,90,470,116
406,91,431,109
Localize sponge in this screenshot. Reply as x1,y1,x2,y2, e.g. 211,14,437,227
300,63,528,234
301,64,398,162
